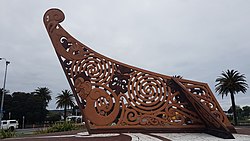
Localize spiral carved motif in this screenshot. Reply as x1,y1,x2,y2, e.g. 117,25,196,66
84,87,121,126
127,72,168,114
44,8,235,138
44,8,65,33
69,57,114,85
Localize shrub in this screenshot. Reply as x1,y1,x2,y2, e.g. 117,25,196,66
47,122,78,132
0,129,16,139
34,122,80,134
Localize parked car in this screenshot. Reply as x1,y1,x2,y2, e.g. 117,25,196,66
0,120,19,131
66,115,83,123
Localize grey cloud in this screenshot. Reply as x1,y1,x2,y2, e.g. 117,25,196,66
0,0,249,110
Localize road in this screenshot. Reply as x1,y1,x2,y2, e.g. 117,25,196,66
15,128,45,135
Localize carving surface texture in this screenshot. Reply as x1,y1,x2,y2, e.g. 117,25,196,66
44,9,235,139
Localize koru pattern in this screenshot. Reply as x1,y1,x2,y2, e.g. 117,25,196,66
44,8,235,139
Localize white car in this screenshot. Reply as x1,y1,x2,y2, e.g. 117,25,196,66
0,120,19,131
66,116,83,123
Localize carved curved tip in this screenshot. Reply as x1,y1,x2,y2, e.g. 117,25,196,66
43,8,65,25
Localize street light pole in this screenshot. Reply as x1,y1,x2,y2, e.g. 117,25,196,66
0,58,10,127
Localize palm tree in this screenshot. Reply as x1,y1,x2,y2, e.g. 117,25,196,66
56,90,75,121
215,69,248,125
173,75,183,79
33,87,52,107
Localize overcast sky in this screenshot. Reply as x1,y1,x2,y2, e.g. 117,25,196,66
0,0,249,110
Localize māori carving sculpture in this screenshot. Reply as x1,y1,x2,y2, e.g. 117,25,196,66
43,8,235,139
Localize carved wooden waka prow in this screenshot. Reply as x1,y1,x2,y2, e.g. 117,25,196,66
44,8,236,139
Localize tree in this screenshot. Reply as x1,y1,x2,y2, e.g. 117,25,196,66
33,87,52,107
215,69,248,125
0,88,10,95
46,111,61,124
173,75,183,79
228,105,243,120
11,92,46,124
242,106,250,117
56,90,75,121
1,88,51,125
0,88,11,119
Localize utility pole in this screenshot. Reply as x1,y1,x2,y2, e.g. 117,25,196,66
0,58,10,127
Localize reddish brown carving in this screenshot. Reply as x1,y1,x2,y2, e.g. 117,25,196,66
43,8,235,139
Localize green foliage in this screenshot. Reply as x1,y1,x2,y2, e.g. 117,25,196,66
0,88,10,95
0,130,16,139
33,128,48,135
228,105,250,120
33,87,52,107
215,69,248,125
34,122,80,134
46,111,62,123
215,69,248,98
242,106,250,117
56,90,75,109
9,92,48,125
47,122,79,132
1,87,52,126
56,90,75,121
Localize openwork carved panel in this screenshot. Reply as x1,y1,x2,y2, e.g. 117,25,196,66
44,9,235,139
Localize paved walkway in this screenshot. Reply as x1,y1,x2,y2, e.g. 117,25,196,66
4,127,250,141
4,132,250,141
